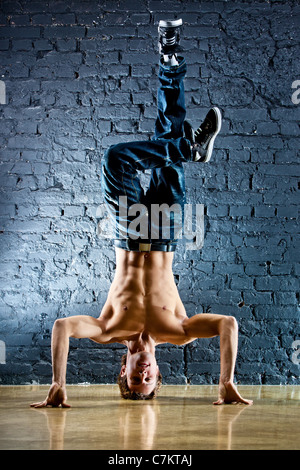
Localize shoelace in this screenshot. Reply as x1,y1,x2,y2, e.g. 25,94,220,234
195,119,212,135
195,120,213,145
161,28,179,47
195,120,213,139
164,35,176,46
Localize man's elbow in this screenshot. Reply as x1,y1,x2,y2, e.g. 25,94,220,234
53,318,70,335
221,315,238,334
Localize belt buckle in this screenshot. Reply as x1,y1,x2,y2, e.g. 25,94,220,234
139,243,151,252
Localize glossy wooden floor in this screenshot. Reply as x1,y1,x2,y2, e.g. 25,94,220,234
0,385,299,450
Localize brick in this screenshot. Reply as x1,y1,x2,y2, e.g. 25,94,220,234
0,26,41,38
53,13,76,25
31,14,52,25
276,206,298,218
229,206,252,217
0,39,9,51
254,205,275,218
43,25,85,39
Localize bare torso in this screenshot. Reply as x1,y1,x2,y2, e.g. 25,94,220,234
98,248,191,346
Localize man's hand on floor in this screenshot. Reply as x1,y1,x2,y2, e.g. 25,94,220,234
213,381,253,405
30,382,71,408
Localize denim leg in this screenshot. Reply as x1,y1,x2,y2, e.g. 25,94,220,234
144,162,186,241
154,57,187,139
102,137,190,209
145,57,190,240
144,56,190,213
101,58,192,242
102,136,190,240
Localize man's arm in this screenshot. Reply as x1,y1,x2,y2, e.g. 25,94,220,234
30,316,104,408
182,313,253,405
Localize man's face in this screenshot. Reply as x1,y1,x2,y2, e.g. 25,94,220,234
121,351,159,395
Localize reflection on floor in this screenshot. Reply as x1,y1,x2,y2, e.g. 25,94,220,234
0,385,299,450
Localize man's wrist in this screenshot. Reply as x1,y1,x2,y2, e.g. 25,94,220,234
219,377,234,386
52,379,66,388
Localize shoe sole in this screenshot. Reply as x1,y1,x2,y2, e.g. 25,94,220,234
158,19,183,54
159,19,183,29
196,107,222,162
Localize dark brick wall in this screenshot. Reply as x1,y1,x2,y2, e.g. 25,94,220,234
0,0,299,386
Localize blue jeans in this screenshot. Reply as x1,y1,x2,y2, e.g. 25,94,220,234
101,58,193,246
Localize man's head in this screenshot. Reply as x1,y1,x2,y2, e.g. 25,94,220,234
117,351,162,400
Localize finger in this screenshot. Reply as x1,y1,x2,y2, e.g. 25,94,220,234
61,402,71,408
241,399,253,405
227,398,253,405
233,394,253,405
30,402,47,408
213,399,224,405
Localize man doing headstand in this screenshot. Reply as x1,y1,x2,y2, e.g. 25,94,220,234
31,20,252,408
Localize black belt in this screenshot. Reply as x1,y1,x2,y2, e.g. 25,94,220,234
114,239,177,252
